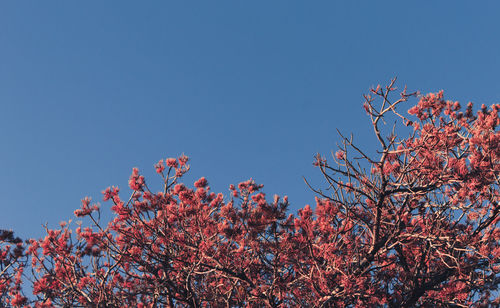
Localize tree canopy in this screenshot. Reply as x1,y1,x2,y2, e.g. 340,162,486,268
1,80,499,307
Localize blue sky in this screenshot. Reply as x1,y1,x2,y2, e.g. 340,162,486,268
1,1,499,240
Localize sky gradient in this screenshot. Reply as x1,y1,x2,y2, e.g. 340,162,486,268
1,1,500,240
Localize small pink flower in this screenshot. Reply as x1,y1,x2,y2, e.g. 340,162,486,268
155,160,165,173
194,177,208,188
335,150,345,160
178,154,189,166
166,158,178,168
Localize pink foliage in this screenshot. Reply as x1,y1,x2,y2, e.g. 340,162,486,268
3,80,499,306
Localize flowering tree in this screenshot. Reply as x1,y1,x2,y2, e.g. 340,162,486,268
0,230,27,306
29,157,301,307
303,79,499,306
5,80,500,307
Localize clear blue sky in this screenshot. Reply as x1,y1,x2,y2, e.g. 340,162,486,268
1,1,499,240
